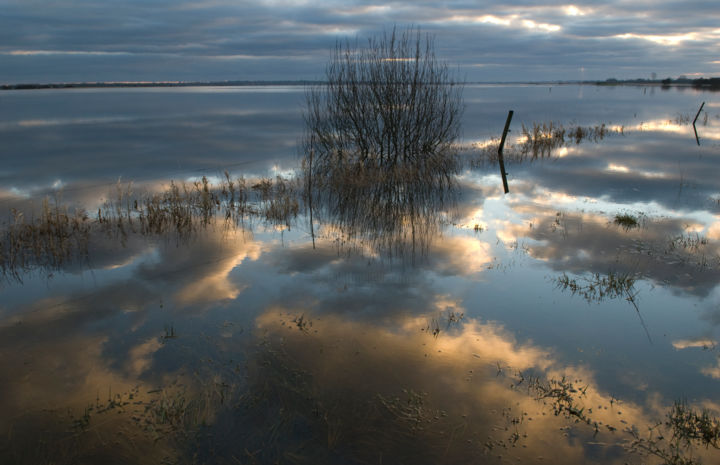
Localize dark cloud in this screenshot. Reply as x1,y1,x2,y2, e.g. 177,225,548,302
1,0,718,83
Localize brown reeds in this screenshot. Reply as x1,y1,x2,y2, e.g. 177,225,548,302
0,198,91,281
0,174,302,281
469,121,623,168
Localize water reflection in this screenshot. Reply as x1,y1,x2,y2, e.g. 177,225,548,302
493,207,720,297
2,84,720,464
249,310,719,464
1,208,719,463
304,150,458,260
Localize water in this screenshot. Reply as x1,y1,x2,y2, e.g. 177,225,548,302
1,84,719,464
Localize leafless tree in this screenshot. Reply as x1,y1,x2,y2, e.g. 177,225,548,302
302,28,463,253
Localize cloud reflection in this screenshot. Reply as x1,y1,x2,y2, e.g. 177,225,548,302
247,306,718,464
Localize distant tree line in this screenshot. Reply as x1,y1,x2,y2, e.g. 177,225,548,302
598,76,720,90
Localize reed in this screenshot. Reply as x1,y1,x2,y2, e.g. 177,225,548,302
0,174,300,280
469,121,623,168
614,213,640,230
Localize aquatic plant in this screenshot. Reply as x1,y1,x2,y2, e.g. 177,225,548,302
468,121,623,167
614,213,640,229
0,198,91,281
555,271,638,305
0,174,300,281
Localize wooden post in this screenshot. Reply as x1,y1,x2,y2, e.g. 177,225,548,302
497,110,513,194
308,136,316,249
692,101,705,126
692,102,705,146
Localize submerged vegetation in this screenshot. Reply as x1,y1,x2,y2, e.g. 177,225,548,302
469,121,623,167
555,271,639,306
1,199,92,281
614,213,640,229
0,174,299,281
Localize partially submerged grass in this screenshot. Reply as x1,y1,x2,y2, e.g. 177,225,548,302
626,229,719,271
97,173,299,239
469,121,623,167
555,271,638,305
502,370,720,465
304,147,457,260
555,271,651,342
0,198,91,281
0,174,300,281
614,213,640,230
253,175,300,227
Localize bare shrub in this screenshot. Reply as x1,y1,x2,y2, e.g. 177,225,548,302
302,28,462,252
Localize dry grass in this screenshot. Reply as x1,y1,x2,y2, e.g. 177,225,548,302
0,174,301,281
1,198,92,281
469,121,623,168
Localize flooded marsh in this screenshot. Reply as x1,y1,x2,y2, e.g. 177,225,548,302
1,84,720,464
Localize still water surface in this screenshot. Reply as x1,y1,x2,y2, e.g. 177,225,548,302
1,84,719,464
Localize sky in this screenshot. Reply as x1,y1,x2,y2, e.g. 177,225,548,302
1,0,719,84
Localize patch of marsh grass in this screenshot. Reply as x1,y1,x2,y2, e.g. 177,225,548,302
0,198,91,281
1,173,303,280
614,213,640,230
469,121,623,168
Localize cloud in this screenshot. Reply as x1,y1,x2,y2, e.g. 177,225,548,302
137,228,263,307
248,306,719,464
1,0,718,82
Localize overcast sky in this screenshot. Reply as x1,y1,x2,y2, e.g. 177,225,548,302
2,0,719,83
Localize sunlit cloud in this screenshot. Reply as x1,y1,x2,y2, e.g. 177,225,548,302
522,19,561,32
446,14,514,26
440,13,560,33
563,5,588,17
607,163,630,173
672,338,716,350
613,32,699,47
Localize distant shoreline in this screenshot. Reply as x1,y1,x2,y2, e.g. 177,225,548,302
1,80,569,90
0,80,323,90
2,78,718,91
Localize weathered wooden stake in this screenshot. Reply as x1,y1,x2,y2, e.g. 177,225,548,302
692,101,705,126
308,135,316,249
692,102,705,146
498,110,513,194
